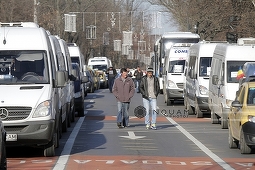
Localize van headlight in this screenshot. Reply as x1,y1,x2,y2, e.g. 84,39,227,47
248,115,255,123
168,80,177,88
199,85,208,95
33,100,51,118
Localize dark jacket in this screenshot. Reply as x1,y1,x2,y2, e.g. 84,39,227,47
112,77,135,102
139,75,160,99
106,68,117,79
134,70,143,80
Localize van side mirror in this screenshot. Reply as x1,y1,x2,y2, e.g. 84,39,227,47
231,100,242,108
56,71,66,87
154,44,158,52
212,75,219,85
81,76,89,83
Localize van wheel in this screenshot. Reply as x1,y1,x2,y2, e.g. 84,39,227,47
78,103,85,117
240,128,252,154
184,95,194,115
195,98,203,118
211,111,218,124
228,125,238,149
71,106,75,122
44,137,55,157
164,93,167,103
62,117,68,132
221,109,228,129
0,136,7,170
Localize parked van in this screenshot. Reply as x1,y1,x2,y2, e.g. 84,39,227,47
48,35,69,137
184,41,219,117
162,43,190,105
67,43,87,96
0,23,65,156
56,37,75,128
209,38,255,129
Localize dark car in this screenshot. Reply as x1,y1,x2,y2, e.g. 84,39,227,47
72,63,88,117
85,70,96,93
0,118,6,170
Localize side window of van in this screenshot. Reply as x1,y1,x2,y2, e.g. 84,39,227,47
188,55,196,77
220,62,225,85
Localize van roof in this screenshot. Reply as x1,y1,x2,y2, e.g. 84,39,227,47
68,45,80,56
0,27,48,50
214,43,255,60
161,32,200,39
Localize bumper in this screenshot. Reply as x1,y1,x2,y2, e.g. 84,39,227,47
4,120,55,147
242,122,255,145
167,89,184,100
197,96,210,112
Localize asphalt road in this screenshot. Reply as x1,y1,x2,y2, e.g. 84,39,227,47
6,88,255,170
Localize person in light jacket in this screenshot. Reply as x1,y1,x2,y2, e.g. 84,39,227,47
112,68,135,128
139,68,160,130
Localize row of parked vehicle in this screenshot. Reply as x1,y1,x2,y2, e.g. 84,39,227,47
162,38,255,154
0,22,101,163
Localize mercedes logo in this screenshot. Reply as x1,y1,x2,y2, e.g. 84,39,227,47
0,108,8,120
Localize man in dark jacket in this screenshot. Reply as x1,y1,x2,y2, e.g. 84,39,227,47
134,66,144,93
106,66,117,92
139,68,160,130
112,68,135,128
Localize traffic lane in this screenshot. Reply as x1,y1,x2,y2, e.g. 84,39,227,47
66,115,224,170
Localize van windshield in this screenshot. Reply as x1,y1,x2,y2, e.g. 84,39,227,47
227,61,250,83
199,57,212,77
90,65,107,71
0,50,49,84
168,60,185,73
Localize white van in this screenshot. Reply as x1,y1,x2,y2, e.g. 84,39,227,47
162,43,190,105
0,24,65,156
55,37,75,129
184,41,219,118
209,38,255,129
48,35,69,136
67,43,87,97
87,56,112,71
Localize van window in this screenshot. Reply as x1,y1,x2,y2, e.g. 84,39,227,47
90,65,107,71
168,60,185,73
71,57,80,66
247,87,255,104
0,50,49,84
227,61,249,83
199,57,212,76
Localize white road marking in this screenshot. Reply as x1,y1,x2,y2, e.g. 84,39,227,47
119,131,146,140
166,117,235,170
52,117,85,170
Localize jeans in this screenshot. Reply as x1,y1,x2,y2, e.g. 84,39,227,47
117,102,130,126
136,79,141,92
108,78,115,92
143,98,157,125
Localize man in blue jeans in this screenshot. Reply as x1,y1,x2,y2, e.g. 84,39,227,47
112,68,135,128
139,68,160,130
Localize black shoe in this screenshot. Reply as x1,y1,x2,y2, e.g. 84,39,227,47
117,123,124,128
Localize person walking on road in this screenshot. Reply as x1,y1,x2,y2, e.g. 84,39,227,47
106,66,117,93
134,66,143,93
139,68,160,130
112,68,135,128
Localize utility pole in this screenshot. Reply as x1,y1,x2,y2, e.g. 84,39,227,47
34,0,38,23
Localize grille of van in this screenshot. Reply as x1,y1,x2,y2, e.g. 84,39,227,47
0,107,31,121
176,83,184,89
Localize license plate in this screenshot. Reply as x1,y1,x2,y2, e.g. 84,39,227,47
6,134,17,141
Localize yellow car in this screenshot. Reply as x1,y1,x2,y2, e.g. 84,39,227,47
228,81,255,154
